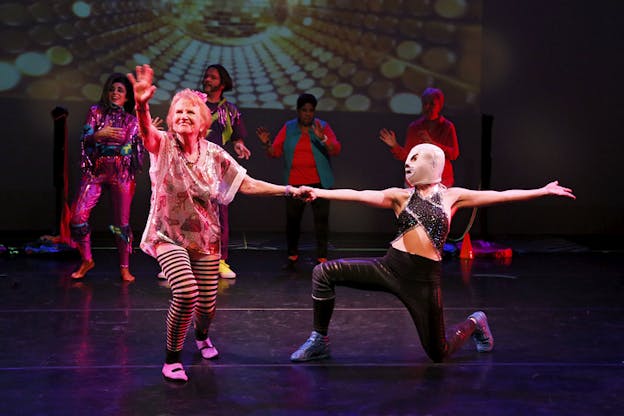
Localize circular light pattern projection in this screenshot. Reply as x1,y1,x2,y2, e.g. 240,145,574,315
72,1,91,18
0,0,482,114
15,52,52,76
0,62,20,91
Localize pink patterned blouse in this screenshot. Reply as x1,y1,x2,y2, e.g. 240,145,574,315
140,132,247,258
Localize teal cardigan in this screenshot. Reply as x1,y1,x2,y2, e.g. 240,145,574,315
282,118,334,188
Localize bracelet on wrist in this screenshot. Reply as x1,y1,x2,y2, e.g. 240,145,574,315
284,185,292,197
135,105,149,113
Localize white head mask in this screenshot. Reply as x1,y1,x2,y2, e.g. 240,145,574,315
405,143,445,186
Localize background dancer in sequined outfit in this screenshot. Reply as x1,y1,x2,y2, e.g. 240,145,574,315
290,143,575,363
69,73,145,282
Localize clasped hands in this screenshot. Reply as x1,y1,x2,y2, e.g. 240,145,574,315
288,185,317,203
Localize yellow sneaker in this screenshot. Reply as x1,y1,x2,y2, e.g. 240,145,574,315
219,260,237,279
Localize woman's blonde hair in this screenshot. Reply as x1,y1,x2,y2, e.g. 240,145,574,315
166,89,212,138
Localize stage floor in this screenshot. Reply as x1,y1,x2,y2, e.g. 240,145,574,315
0,234,622,416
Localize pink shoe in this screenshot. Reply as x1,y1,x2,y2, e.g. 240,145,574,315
162,363,188,383
196,338,219,359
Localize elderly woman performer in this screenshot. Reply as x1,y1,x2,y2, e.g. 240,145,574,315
128,64,302,383
290,143,576,363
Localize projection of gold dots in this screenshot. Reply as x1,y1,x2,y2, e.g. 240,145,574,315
0,0,482,114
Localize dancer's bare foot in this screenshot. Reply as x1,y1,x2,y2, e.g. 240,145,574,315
120,267,135,282
71,260,95,279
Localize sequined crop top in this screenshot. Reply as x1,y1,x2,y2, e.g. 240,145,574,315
394,188,449,255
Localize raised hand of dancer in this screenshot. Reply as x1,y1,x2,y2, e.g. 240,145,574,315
379,128,398,147
151,116,165,130
127,64,157,107
312,119,325,140
128,64,160,152
255,126,271,145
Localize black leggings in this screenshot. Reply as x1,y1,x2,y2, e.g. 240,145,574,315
286,183,330,259
311,247,475,362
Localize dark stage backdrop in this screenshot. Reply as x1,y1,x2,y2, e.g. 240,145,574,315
1,0,622,239
479,0,624,237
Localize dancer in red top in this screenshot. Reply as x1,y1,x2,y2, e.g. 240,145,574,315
256,94,342,269
380,87,459,187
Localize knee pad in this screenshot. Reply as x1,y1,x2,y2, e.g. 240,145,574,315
109,224,132,243
312,263,335,300
70,222,90,241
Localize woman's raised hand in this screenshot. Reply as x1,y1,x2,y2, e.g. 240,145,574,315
379,128,398,147
127,64,157,106
255,126,271,144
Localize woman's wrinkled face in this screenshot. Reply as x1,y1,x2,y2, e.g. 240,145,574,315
108,82,127,108
172,99,202,137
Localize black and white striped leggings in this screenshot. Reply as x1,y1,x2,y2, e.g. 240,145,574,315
156,244,219,353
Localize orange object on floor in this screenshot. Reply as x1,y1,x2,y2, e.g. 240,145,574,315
459,233,474,260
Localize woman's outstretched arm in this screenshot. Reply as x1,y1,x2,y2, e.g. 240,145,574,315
304,187,405,210
451,181,575,210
